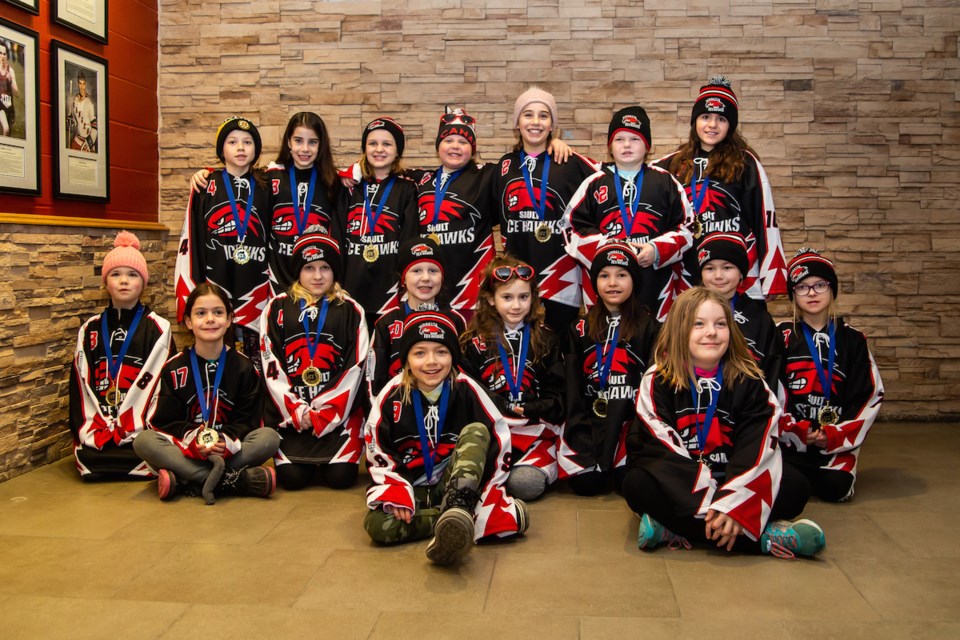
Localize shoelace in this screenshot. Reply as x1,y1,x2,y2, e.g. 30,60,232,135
766,541,796,559
666,533,693,550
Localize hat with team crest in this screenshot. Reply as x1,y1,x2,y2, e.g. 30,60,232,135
399,310,461,368
787,247,838,300
690,75,739,134
590,240,644,293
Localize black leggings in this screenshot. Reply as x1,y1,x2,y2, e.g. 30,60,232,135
276,462,358,491
783,450,855,502
567,467,630,496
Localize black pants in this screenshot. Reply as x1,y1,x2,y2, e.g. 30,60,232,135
567,467,629,496
276,461,359,491
783,449,855,502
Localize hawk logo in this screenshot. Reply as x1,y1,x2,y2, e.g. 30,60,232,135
622,114,641,127
606,250,630,267
207,205,263,239
790,266,809,284
593,185,608,204
419,323,445,340
367,120,385,131
705,98,725,112
410,243,434,257
302,246,324,262
285,338,340,377
698,248,711,263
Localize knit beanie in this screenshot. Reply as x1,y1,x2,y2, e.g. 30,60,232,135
215,116,262,165
362,117,405,157
787,248,838,301
697,232,749,278
436,107,477,155
690,75,739,134
398,311,461,369
291,230,341,284
102,231,149,285
608,106,651,150
398,236,444,284
513,87,558,129
590,241,643,293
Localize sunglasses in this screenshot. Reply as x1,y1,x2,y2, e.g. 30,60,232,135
492,265,534,282
440,112,476,125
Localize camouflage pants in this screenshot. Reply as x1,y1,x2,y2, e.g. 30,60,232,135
364,422,490,545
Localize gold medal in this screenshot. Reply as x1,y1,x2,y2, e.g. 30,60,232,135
592,396,608,418
818,405,839,426
233,244,251,265
427,233,441,245
105,387,121,407
534,221,552,243
363,243,380,263
197,427,219,448
302,366,323,387
692,218,704,240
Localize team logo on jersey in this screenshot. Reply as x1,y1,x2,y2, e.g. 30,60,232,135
410,243,435,258
419,322,445,340
698,248,711,263
705,98,725,112
790,265,810,284
207,205,263,239
622,114,641,127
286,337,341,378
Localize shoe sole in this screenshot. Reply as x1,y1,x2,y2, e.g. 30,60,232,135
157,470,175,501
241,467,276,498
426,508,474,565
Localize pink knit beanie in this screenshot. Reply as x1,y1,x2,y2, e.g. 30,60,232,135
102,231,149,285
513,87,558,128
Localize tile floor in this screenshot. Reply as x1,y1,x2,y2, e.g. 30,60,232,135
1,422,958,639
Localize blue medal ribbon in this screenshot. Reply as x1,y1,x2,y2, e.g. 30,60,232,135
519,151,551,222
594,322,621,393
189,346,227,428
412,381,451,484
612,166,645,237
802,322,836,406
361,176,396,239
100,304,145,390
222,170,255,245
431,167,464,225
288,166,317,236
299,297,330,370
690,363,723,459
496,324,530,403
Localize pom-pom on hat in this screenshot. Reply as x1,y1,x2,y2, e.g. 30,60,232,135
608,106,651,150
697,232,749,278
362,116,405,157
436,107,477,155
398,236,444,285
690,75,739,134
398,310,461,369
787,248,838,301
215,116,262,165
291,228,342,284
102,231,149,286
590,241,643,293
513,86,558,129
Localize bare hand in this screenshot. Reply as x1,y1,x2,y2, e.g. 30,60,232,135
547,137,572,163
635,243,656,267
383,504,414,524
190,169,211,193
705,509,742,552
807,427,828,448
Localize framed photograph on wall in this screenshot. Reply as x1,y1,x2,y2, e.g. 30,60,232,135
1,0,39,15
52,40,109,201
0,18,40,195
54,0,108,44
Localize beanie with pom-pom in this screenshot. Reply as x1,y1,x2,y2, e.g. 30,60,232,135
102,231,149,285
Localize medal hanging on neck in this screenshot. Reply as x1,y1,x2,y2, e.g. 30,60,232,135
802,322,839,426
520,151,553,243
223,170,255,264
496,323,530,405
289,165,317,237
689,160,710,240
361,177,395,263
613,166,645,238
299,297,330,387
100,304,145,409
592,320,621,418
428,167,464,245
689,363,723,467
189,346,227,447
412,381,451,486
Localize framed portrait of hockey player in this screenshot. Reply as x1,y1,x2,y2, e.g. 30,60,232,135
52,40,109,202
0,18,40,195
53,0,108,44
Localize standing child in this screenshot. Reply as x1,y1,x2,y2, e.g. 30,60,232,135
333,117,419,329
174,116,272,359
134,283,280,503
655,76,787,301
70,232,173,479
565,106,694,320
368,236,465,399
364,311,527,565
778,249,884,502
460,256,565,501
621,287,823,558
559,242,659,495
260,232,369,491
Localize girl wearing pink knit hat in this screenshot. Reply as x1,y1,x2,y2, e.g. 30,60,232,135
69,231,174,479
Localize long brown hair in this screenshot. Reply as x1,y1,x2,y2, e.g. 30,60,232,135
586,269,651,344
666,126,759,185
654,287,761,391
274,111,339,203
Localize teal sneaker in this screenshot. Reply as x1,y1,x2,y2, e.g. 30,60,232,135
760,519,825,558
637,513,691,551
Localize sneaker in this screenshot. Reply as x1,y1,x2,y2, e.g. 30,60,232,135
157,469,177,500
426,507,474,565
514,498,530,535
760,519,825,559
238,466,276,498
637,513,691,551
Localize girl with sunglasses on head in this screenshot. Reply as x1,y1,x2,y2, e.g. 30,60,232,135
460,256,564,501
778,249,883,503
559,242,659,496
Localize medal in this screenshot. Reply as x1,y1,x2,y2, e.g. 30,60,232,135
691,364,723,464
100,304,145,411
593,319,621,419
197,427,219,448
222,169,256,259
189,346,227,437
692,218,704,239
363,243,380,263
361,176,396,260
427,232,441,245
802,322,838,426
302,366,323,387
534,222,552,243
496,324,530,406
233,243,251,265
105,387,121,407
592,396,608,418
613,166,645,238
413,381,451,485
818,404,839,426
689,164,710,241
429,167,463,244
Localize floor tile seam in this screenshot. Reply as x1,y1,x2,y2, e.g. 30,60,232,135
102,540,179,600
480,552,498,613
860,510,917,558
364,610,384,640
287,546,340,609
831,557,887,622
658,557,684,620
152,600,195,640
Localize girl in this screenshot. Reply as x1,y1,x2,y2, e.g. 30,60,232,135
621,287,823,558
174,116,272,359
778,248,884,502
559,242,659,495
698,231,783,390
565,106,694,321
70,231,173,479
491,87,599,334
460,256,564,501
260,231,369,491
368,236,465,399
364,311,527,566
134,283,280,503
333,116,419,330
655,76,787,301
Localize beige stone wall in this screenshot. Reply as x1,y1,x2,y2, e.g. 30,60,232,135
154,0,957,422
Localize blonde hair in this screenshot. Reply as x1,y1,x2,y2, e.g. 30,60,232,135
289,280,345,306
359,155,405,180
791,294,839,331
397,364,457,405
654,287,761,391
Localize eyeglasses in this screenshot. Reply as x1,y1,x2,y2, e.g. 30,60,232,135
794,280,830,296
440,112,476,125
492,265,534,282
